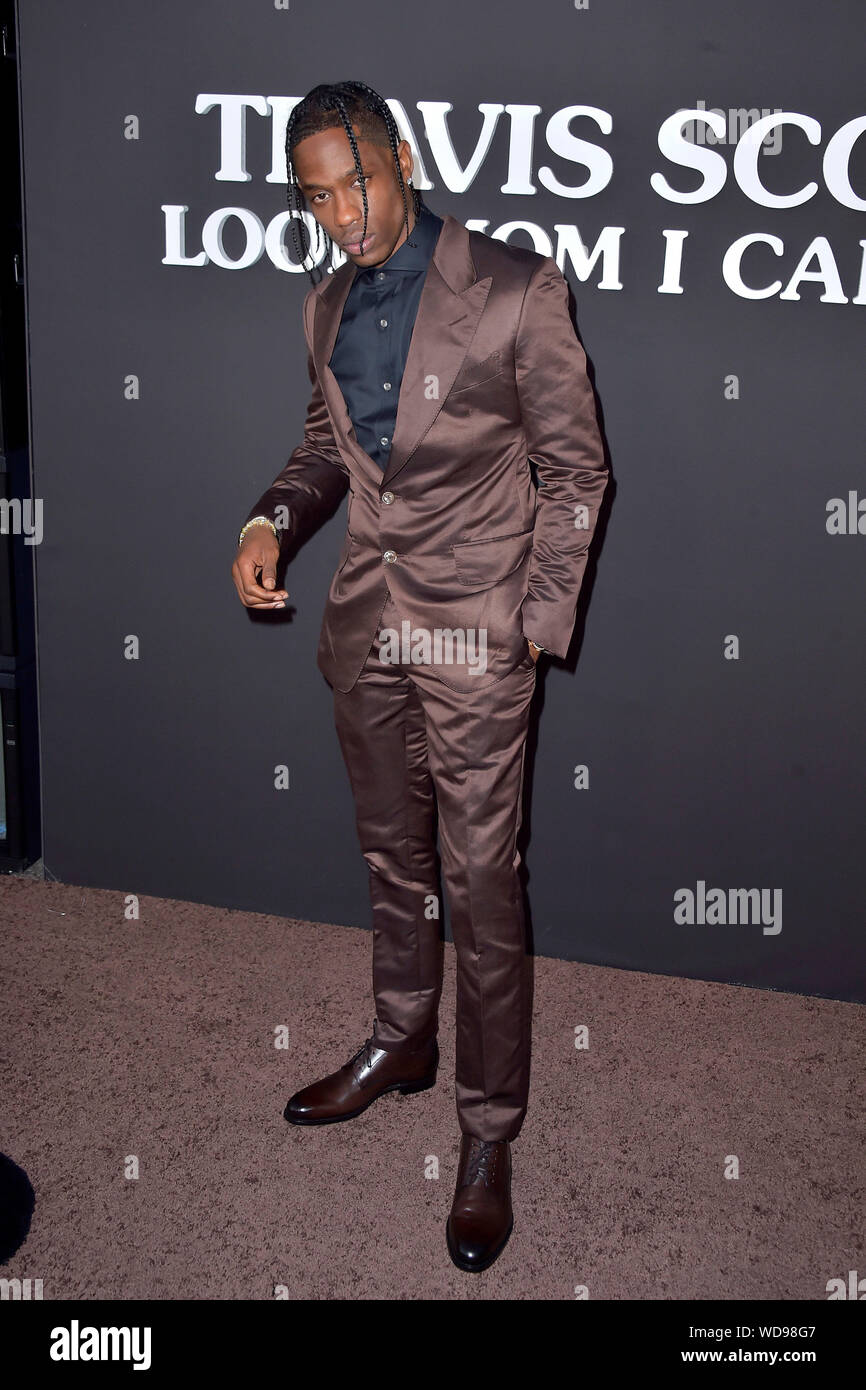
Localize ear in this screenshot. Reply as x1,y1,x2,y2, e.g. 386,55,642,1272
397,137,414,184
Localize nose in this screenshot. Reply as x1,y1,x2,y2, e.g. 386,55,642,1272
333,190,363,228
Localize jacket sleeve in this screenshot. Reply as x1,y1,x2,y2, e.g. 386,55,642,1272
515,257,608,658
242,289,350,542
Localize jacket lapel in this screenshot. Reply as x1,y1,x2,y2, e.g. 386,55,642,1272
311,213,492,489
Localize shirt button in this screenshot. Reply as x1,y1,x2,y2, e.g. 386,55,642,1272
383,549,397,563
382,381,392,391
379,318,388,329
381,491,394,506
380,436,390,447
377,271,385,281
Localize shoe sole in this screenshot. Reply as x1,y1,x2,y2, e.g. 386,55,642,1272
284,1070,437,1126
445,1215,514,1273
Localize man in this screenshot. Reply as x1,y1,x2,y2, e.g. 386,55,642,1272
231,80,608,1274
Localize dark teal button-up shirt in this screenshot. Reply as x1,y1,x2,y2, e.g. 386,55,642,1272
328,203,443,471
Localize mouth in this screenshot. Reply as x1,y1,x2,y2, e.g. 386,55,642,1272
341,232,375,256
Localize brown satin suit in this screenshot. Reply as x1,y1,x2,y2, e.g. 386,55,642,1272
246,212,607,1140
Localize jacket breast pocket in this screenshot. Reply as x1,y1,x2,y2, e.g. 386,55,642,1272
451,528,534,590
448,348,506,396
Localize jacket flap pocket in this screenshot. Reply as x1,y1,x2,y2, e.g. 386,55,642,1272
451,529,534,587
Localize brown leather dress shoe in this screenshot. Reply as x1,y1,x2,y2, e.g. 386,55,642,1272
284,1029,438,1125
446,1134,513,1272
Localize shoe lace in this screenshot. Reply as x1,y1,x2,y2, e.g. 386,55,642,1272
465,1138,498,1186
347,1035,377,1081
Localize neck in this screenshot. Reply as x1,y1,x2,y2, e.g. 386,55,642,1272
399,199,419,245
376,202,418,265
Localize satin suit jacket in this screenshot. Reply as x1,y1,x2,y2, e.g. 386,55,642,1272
244,212,608,693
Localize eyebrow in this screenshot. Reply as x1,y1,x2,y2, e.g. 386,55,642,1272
298,166,368,193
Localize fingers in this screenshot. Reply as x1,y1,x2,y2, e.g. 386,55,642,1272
232,551,289,608
259,551,278,591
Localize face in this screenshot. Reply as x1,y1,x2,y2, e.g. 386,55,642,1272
292,123,416,268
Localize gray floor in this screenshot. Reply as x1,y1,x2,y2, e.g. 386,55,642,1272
0,873,862,1299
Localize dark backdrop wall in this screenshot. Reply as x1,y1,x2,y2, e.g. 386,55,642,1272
15,0,866,1001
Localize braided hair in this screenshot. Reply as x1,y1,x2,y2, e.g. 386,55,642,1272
284,80,424,283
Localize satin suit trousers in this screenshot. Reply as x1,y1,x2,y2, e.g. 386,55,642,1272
332,592,537,1142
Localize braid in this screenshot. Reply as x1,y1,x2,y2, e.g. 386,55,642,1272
284,80,423,285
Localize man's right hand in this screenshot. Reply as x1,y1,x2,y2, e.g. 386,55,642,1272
231,527,288,609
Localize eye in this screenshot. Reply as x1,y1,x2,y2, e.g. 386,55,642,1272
310,174,370,206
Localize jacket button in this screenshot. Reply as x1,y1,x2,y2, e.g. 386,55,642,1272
383,549,397,564
381,491,394,506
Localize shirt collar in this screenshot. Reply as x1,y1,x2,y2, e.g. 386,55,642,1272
357,203,442,278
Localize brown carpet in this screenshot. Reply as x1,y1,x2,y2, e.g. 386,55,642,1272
0,874,862,1300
